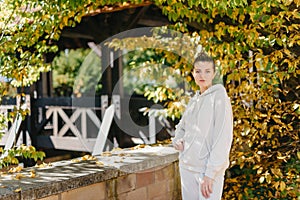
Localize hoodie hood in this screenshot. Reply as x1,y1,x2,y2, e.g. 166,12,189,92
195,84,224,97
195,84,224,100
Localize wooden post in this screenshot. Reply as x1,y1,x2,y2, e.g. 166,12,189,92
101,44,112,96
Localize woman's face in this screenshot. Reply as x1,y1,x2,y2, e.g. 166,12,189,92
192,61,215,89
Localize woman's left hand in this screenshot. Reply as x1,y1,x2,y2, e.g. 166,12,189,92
200,176,214,199
174,139,184,151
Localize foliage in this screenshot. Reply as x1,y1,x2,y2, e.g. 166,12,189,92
0,0,299,198
0,145,45,168
0,81,17,137
110,1,300,199
51,48,102,96
111,28,225,119
109,29,197,119
110,29,299,199
0,0,137,168
0,0,145,88
0,0,144,130
121,48,188,119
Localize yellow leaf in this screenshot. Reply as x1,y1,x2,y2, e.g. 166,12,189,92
96,161,105,166
274,181,280,189
62,16,69,26
277,156,286,160
238,193,243,200
101,151,113,157
268,191,273,197
14,188,22,193
35,162,52,168
8,166,23,173
271,168,283,177
259,176,265,183
266,174,272,184
71,158,80,163
29,170,36,178
257,167,263,174
59,23,63,30
280,181,286,191
253,164,260,170
82,155,96,161
297,152,300,160
186,76,192,82
112,147,123,152
14,173,25,180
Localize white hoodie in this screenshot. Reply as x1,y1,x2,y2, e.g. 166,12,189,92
173,84,233,180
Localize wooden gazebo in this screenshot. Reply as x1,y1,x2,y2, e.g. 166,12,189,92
2,3,173,156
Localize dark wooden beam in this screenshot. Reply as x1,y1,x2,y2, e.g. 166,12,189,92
138,18,169,27
84,1,153,17
61,31,94,40
127,6,150,29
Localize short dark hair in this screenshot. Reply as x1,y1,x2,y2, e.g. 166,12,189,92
193,52,215,72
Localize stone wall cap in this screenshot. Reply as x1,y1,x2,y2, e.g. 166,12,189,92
0,146,178,200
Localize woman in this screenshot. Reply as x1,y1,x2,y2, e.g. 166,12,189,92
173,52,233,200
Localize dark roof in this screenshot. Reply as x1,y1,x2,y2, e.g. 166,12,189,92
58,3,170,49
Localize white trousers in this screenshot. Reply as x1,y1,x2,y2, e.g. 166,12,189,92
179,167,224,200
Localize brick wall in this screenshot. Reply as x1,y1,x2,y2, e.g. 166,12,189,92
0,146,180,200
38,161,181,200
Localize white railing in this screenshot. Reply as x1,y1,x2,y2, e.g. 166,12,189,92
45,106,102,139
45,106,102,152
1,97,165,153
0,104,31,148
0,105,15,134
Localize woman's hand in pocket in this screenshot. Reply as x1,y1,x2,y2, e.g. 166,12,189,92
174,139,184,151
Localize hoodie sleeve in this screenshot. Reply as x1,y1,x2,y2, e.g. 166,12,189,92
205,88,233,180
172,116,185,145
172,97,194,145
